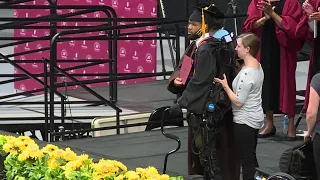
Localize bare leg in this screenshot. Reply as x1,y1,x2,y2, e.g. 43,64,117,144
287,115,296,138
259,111,274,134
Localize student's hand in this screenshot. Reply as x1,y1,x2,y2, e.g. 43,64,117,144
174,77,183,86
214,74,229,89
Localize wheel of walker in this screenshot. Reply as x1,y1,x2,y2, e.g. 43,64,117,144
267,172,296,180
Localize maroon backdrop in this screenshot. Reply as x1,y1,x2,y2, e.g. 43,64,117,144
13,0,158,92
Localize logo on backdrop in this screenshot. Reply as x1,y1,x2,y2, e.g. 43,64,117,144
119,47,126,57
94,12,100,18
112,0,118,8
138,3,144,14
61,49,68,59
145,53,152,63
20,29,26,36
125,2,131,11
81,40,88,49
14,0,158,91
94,42,101,52
137,35,144,45
132,51,139,60
137,66,144,73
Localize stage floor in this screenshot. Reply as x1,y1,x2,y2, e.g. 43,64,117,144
48,118,307,180
67,80,177,113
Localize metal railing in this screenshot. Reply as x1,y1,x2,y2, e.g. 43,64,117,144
0,0,184,142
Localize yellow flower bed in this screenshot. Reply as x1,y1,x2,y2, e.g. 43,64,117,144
0,135,184,180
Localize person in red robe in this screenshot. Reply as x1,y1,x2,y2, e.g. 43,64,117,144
242,0,304,140
296,0,320,111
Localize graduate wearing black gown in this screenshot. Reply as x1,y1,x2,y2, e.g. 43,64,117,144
167,4,239,180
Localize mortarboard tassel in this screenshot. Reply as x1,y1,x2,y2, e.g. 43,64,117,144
201,8,206,37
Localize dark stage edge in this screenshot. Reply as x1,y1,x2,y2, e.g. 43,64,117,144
40,119,306,179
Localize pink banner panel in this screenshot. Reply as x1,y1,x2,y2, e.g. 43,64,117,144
14,0,158,92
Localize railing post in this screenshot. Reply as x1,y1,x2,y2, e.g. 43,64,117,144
175,24,180,68
43,59,49,142
49,0,58,142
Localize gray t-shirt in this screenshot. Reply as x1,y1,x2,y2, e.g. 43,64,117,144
310,73,320,137
232,66,264,129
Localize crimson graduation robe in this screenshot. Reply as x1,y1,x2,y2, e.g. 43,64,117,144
242,0,304,116
295,0,320,109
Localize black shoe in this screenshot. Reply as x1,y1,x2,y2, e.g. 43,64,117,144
258,126,276,138
286,136,297,141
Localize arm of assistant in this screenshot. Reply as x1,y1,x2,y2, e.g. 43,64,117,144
222,72,254,108
177,50,217,112
306,87,319,134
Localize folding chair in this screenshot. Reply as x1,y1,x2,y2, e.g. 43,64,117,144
145,106,184,131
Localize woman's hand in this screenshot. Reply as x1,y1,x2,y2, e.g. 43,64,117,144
304,131,311,143
302,0,314,16
264,6,275,19
214,74,228,89
257,1,274,16
309,8,320,21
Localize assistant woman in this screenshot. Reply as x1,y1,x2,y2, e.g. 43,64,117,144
215,33,264,180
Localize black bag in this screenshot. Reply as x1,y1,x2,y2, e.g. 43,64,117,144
279,141,316,179
205,38,237,112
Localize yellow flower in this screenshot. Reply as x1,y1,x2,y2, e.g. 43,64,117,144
64,154,90,178
18,150,30,161
29,149,44,159
77,154,89,161
51,149,65,159
4,136,16,141
92,172,104,180
63,148,77,161
47,158,60,170
93,160,113,174
125,171,140,180
15,141,30,151
3,141,18,154
41,144,59,155
160,174,170,180
18,136,32,142
146,166,159,175
113,160,127,172
115,174,125,180
17,143,44,161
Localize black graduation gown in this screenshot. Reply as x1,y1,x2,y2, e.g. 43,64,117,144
260,0,285,112
167,40,239,180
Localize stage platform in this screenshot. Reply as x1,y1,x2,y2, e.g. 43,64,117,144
0,117,305,180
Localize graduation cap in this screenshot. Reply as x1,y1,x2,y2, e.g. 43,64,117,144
189,3,225,37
